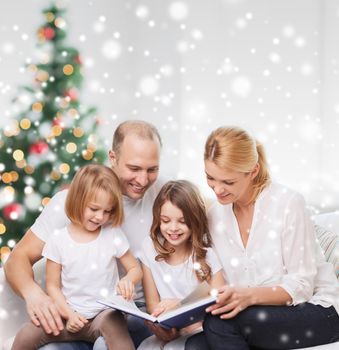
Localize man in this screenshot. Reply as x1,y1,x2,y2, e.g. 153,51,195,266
4,120,164,349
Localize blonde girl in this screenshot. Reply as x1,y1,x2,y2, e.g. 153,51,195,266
12,164,142,350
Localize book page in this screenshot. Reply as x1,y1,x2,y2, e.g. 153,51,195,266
97,295,156,322
179,281,212,306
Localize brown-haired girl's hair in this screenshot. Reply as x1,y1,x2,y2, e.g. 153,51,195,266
150,180,212,282
204,126,270,203
65,164,124,227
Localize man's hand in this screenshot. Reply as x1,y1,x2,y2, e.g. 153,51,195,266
25,289,64,335
66,311,88,333
145,321,179,342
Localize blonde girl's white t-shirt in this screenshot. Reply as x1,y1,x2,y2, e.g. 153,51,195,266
42,225,129,319
140,236,222,299
208,182,339,314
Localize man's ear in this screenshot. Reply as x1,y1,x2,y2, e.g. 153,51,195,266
250,163,260,180
108,150,117,167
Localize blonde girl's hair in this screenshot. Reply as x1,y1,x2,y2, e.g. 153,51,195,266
65,164,124,227
150,180,212,282
204,126,270,203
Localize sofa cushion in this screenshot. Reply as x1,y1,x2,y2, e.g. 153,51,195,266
315,225,339,279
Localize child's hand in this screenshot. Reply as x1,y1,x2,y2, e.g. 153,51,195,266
66,311,88,333
116,277,135,300
145,321,179,342
152,298,181,317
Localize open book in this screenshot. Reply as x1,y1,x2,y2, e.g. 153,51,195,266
97,282,217,329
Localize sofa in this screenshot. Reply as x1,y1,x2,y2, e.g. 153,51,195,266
0,211,338,350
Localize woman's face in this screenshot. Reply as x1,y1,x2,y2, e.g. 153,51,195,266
204,159,256,205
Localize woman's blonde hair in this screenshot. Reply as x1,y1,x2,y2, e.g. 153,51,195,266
204,126,270,203
65,164,124,227
150,180,212,282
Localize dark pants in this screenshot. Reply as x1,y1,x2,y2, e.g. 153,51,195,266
127,313,153,347
203,303,339,350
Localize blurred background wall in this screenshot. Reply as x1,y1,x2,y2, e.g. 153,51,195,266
1,0,339,209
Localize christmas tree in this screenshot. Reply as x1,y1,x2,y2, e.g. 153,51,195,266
0,3,106,260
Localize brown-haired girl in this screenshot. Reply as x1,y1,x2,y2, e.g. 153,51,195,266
12,164,142,350
138,180,225,349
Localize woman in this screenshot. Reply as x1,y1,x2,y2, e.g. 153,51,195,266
203,126,339,349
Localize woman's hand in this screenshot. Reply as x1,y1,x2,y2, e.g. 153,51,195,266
151,298,181,317
206,285,254,319
116,277,135,300
66,311,88,333
145,321,179,342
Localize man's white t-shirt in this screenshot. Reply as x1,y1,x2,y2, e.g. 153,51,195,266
208,182,339,314
140,236,222,299
42,225,129,319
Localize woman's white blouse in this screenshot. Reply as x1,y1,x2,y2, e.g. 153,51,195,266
208,182,339,314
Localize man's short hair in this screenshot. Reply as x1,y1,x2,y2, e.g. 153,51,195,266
112,120,162,156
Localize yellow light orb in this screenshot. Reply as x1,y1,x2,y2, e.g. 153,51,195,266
36,70,49,82
69,109,79,119
52,125,63,136
73,127,84,138
20,118,31,130
4,121,20,137
32,102,43,113
50,170,61,181
1,172,12,183
42,197,51,206
82,150,93,160
87,143,97,152
16,160,26,168
66,142,77,154
24,165,35,174
4,186,15,195
10,171,19,182
63,64,74,76
46,12,55,22
13,149,24,161
37,28,45,41
1,246,11,263
0,224,6,234
28,64,38,73
59,163,70,174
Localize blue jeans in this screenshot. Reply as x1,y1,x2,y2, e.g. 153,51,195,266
203,303,339,350
39,343,92,350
